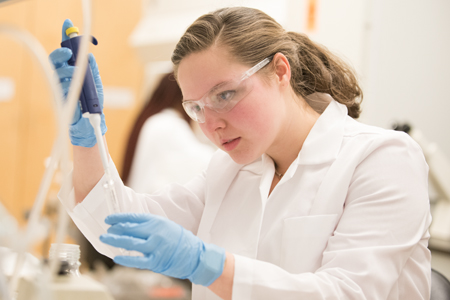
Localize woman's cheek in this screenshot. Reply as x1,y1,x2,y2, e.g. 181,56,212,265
237,94,276,132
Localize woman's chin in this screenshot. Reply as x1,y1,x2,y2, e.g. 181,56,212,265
227,151,260,166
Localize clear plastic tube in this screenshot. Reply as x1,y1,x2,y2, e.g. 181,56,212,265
88,114,120,214
103,173,121,214
49,0,93,282
0,25,66,297
0,0,93,297
88,114,127,256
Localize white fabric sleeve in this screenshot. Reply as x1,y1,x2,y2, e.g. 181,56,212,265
231,134,431,299
58,159,206,258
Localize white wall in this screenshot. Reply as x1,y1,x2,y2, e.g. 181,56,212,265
297,0,368,79
363,0,450,158
297,0,450,159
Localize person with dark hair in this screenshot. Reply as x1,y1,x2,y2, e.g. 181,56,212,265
122,72,214,193
53,7,431,300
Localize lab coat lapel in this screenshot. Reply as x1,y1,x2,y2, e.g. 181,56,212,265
309,154,354,216
298,97,350,216
297,96,346,166
277,99,350,273
197,150,243,242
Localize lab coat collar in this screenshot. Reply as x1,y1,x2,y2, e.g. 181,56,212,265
296,94,348,165
235,95,348,176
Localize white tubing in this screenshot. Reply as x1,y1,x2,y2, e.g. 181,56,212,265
0,25,66,298
0,25,64,123
48,0,94,287
0,0,93,296
0,0,26,8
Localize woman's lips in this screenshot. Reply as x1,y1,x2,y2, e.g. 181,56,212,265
222,137,241,151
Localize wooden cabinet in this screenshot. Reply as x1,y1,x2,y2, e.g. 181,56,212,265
0,0,144,227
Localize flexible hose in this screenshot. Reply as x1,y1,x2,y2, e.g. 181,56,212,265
48,0,93,285
0,24,65,299
0,0,93,297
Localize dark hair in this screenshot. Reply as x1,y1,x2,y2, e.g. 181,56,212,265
121,73,190,184
171,6,363,118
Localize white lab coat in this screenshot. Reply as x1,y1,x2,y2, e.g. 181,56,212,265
59,96,431,300
127,108,215,193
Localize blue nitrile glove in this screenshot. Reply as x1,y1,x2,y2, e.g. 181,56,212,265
48,19,106,147
99,213,226,286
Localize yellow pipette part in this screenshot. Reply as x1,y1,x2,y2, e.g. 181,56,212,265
65,26,79,36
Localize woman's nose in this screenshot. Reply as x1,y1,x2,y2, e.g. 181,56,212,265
203,107,226,132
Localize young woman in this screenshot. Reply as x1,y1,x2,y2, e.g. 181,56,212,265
53,7,431,300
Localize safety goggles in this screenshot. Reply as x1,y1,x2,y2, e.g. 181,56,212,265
182,56,274,123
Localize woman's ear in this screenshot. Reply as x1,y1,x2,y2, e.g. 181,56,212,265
273,53,291,87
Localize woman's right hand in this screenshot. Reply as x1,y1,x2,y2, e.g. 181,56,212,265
49,18,107,148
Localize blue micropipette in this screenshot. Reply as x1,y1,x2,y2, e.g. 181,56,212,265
61,26,120,215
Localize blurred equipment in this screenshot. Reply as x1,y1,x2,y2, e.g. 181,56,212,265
93,265,191,300
0,0,23,6
431,268,450,300
15,243,114,299
17,271,114,300
0,0,120,299
0,201,22,300
393,123,450,251
49,243,81,277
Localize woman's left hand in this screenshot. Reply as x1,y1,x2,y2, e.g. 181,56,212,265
100,213,225,286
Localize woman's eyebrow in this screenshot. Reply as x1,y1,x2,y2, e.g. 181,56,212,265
208,80,230,93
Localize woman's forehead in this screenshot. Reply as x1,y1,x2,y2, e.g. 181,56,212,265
177,47,247,100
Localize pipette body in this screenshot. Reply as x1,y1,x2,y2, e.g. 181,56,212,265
61,26,120,215
60,27,101,115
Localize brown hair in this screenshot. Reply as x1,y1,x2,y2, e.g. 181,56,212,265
172,7,363,118
121,73,190,184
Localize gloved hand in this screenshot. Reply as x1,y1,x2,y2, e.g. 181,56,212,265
99,213,226,286
48,19,106,147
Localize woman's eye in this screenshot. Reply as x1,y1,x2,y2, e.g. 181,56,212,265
192,104,202,112
217,90,235,102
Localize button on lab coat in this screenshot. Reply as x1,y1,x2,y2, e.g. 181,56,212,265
59,95,431,299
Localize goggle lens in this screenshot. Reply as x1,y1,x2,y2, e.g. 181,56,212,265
182,101,205,123
181,56,273,123
182,76,254,123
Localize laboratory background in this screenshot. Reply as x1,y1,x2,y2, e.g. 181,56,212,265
0,0,449,299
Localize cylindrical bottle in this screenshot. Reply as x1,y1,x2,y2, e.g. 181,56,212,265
49,243,81,277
